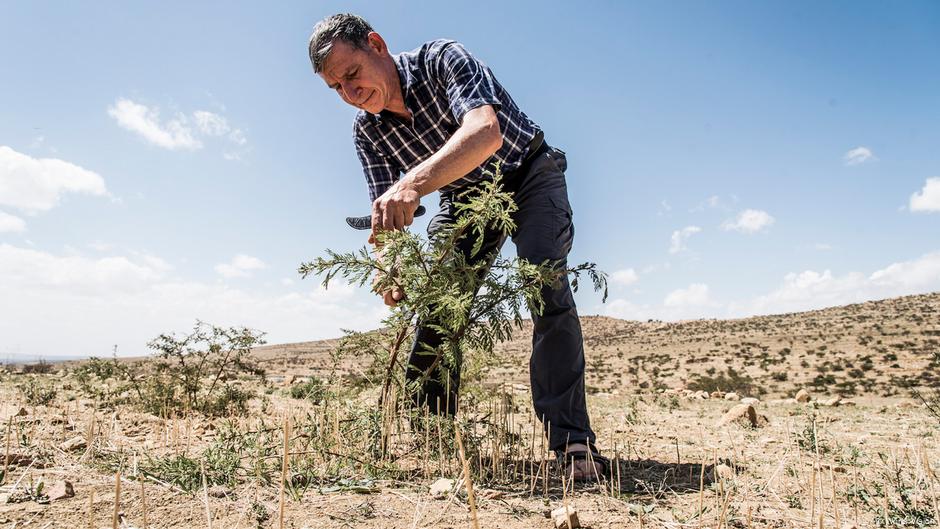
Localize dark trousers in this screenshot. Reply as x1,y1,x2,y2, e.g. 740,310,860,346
405,141,596,452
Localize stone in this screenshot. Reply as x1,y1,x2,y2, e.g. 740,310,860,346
718,404,758,428
429,477,455,498
740,397,760,405
710,391,724,399
714,464,735,480
795,389,811,403
551,505,581,529
724,392,739,401
46,481,74,501
14,407,28,417
207,486,229,498
60,436,87,452
823,397,842,407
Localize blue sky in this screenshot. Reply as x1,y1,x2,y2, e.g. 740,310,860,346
1,1,938,358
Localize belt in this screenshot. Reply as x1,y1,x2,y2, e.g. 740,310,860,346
505,130,547,186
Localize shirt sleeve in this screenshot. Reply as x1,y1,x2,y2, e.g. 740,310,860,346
432,41,502,124
353,126,401,204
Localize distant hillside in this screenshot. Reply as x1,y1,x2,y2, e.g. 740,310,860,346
253,292,940,398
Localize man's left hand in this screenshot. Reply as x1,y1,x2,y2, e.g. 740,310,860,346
371,179,421,235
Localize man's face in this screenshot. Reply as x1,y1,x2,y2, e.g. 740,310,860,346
318,34,394,115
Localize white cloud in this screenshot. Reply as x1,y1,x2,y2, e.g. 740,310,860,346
734,251,940,316
814,243,832,251
669,226,701,254
108,99,202,150
215,254,267,279
910,177,940,212
0,244,384,357
843,146,876,166
690,194,727,213
664,283,711,307
108,100,248,157
610,268,639,286
0,146,109,214
657,200,672,216
600,251,940,323
193,111,230,136
0,243,171,296
722,209,775,234
0,211,26,233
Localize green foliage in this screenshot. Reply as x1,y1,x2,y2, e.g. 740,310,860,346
287,377,326,404
687,366,763,397
298,166,607,407
913,352,940,427
72,322,266,417
17,376,57,406
796,414,831,454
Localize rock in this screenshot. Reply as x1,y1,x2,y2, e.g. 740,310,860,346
740,397,760,405
47,481,74,501
551,505,581,529
718,404,758,428
710,391,724,399
823,397,841,407
206,486,229,498
429,477,455,498
724,392,739,401
694,390,709,400
0,493,9,504
14,407,28,417
714,464,735,480
60,436,87,452
795,389,811,403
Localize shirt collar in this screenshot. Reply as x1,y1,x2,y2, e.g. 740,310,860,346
375,53,413,123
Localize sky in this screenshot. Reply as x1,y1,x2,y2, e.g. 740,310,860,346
1,1,939,359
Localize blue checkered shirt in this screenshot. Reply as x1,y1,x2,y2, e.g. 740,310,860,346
353,39,542,203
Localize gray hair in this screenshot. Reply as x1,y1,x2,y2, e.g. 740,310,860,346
308,13,373,73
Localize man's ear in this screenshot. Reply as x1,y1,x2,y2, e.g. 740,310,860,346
367,32,387,54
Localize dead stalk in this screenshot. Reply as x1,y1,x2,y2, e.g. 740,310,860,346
112,471,121,529
2,416,11,486
140,477,149,529
454,424,480,529
279,413,291,529
201,459,213,529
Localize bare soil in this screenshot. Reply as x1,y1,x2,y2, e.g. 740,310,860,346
1,292,938,528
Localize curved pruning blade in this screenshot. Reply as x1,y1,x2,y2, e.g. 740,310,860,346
345,205,426,230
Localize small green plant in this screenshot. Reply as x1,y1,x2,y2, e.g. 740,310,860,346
687,366,763,396
145,321,266,416
286,377,326,404
17,377,56,406
796,414,831,454
299,167,607,419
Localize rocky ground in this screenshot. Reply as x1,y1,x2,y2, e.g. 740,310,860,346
1,292,938,528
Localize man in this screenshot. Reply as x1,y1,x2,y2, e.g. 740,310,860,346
309,13,606,481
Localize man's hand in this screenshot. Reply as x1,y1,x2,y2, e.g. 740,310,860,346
372,270,404,307
370,242,405,307
371,179,421,237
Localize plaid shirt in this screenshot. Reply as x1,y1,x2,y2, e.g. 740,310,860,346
353,39,541,203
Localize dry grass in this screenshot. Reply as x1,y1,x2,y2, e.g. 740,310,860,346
0,292,937,528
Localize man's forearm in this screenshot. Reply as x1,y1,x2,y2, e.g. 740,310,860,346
400,105,502,197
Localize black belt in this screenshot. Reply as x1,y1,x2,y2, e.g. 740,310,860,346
504,130,547,187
